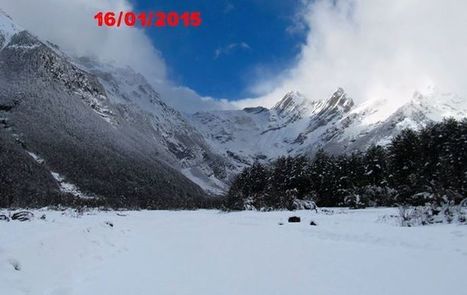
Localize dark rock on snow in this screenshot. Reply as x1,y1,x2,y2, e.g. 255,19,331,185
11,211,34,221
288,216,301,223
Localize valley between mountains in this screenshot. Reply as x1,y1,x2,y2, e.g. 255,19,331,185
1,10,466,207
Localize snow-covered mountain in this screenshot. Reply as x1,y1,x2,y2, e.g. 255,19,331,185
75,57,231,194
1,9,466,203
190,89,353,169
191,88,467,170
0,10,229,206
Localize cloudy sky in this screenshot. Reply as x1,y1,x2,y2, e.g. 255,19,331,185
2,0,467,112
238,0,467,109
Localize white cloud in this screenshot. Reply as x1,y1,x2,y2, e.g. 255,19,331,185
285,1,310,36
1,0,166,81
214,42,251,59
1,0,236,113
239,0,467,108
152,81,236,113
6,0,462,113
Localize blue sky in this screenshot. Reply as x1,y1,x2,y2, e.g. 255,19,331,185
130,0,309,100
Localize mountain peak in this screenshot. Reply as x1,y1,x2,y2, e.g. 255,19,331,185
272,91,308,115
324,88,354,112
0,9,12,20
271,88,355,122
407,89,467,121
0,9,22,49
334,87,345,96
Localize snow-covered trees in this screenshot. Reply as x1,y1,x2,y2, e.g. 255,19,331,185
225,118,467,210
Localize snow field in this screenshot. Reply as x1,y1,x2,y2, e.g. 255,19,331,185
1,208,466,295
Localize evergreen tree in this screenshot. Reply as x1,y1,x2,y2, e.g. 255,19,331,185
224,118,467,210
388,128,422,203
364,145,387,186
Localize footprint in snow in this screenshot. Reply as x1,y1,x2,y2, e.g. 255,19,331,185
8,258,21,271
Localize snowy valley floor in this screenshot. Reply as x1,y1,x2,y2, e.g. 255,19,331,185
1,208,466,295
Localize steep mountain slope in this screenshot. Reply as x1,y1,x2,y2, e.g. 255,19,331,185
76,58,231,194
191,88,467,169
0,11,224,207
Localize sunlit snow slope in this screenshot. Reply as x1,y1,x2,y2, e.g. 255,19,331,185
191,88,467,170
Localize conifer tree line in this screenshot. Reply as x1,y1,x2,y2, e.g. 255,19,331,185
224,118,467,210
